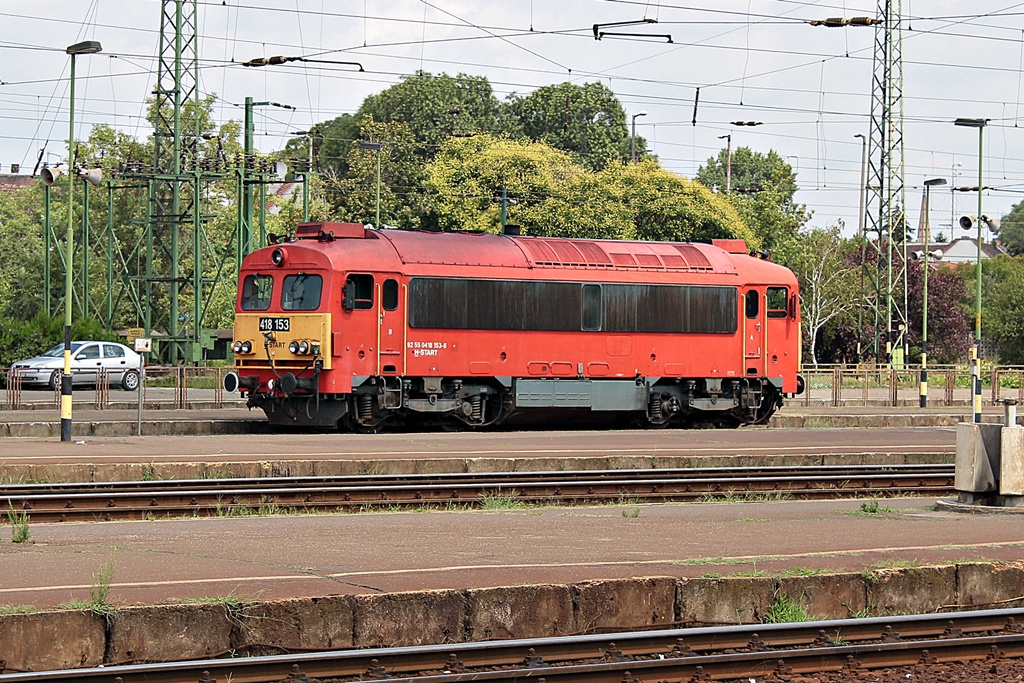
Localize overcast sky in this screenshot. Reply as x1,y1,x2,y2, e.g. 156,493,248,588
2,1,1024,238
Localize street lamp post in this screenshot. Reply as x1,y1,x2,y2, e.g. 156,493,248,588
921,177,947,408
630,111,647,164
358,141,383,227
954,117,989,424
59,40,102,443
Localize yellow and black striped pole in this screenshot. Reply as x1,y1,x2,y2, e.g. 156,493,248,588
60,40,103,442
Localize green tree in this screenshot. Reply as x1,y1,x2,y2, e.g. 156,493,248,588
979,255,1024,363
424,133,583,233
696,147,808,251
774,224,860,366
327,118,429,228
358,71,511,159
508,81,643,171
998,200,1024,255
424,135,751,243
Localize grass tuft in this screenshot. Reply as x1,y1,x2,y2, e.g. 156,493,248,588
762,592,811,623
7,502,30,543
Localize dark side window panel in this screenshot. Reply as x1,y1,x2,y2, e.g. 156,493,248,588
409,277,736,334
410,278,580,331
241,274,272,311
383,279,399,311
766,286,788,318
582,284,602,331
745,289,760,319
281,274,323,311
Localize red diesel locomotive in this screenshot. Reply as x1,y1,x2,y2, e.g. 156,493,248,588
224,222,803,430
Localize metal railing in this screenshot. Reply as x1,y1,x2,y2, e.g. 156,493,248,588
2,365,235,411
798,364,1024,407
3,364,1023,411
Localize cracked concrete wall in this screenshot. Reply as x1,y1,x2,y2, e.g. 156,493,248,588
2,561,1023,672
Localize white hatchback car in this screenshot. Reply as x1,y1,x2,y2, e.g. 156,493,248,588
11,341,142,391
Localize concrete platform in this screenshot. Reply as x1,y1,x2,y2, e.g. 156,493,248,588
0,423,956,483
0,403,1002,438
2,496,1021,610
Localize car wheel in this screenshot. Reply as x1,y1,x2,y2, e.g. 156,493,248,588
48,370,62,392
121,370,140,392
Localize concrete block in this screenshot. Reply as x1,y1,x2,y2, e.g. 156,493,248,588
240,596,354,650
1000,428,1024,496
776,574,866,620
466,584,573,640
0,610,105,671
956,422,1002,493
865,566,957,616
353,590,465,648
957,562,1024,609
107,604,233,662
677,577,775,625
574,577,676,633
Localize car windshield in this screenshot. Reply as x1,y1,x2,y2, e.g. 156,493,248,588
42,342,84,358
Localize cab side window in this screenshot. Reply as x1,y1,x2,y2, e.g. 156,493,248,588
766,287,788,318
343,274,374,311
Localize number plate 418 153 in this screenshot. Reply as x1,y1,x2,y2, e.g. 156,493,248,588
259,317,290,332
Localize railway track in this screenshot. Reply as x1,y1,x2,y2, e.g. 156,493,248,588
2,464,954,523
2,608,1022,682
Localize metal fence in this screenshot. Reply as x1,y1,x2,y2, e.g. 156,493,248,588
2,366,237,411
4,364,1024,411
798,365,1024,407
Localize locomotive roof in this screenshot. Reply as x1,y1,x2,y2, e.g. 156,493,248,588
376,228,740,275
264,223,795,284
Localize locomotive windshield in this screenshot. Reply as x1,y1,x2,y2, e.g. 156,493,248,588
766,287,788,318
281,274,323,311
240,274,272,311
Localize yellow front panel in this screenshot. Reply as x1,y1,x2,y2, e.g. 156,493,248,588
233,313,333,370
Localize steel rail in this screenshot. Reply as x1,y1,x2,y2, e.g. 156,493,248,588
3,466,955,523
1,463,953,494
1,466,955,523
2,608,1021,682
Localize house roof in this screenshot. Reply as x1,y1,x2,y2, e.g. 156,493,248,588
0,174,34,194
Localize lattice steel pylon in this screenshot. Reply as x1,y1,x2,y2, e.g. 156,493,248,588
146,0,203,362
864,0,907,365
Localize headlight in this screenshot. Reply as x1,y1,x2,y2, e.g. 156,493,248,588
289,341,299,354
233,341,243,354
298,340,310,355
240,341,252,354
271,248,285,266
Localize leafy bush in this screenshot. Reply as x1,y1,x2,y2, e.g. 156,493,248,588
0,312,119,371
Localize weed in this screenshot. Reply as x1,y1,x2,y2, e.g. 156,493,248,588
615,495,644,507
738,518,770,523
7,502,30,543
481,490,532,510
182,594,257,626
854,498,900,516
0,604,38,615
621,507,641,518
700,573,722,579
730,570,767,578
90,553,116,609
762,592,811,623
778,567,829,577
140,464,157,481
